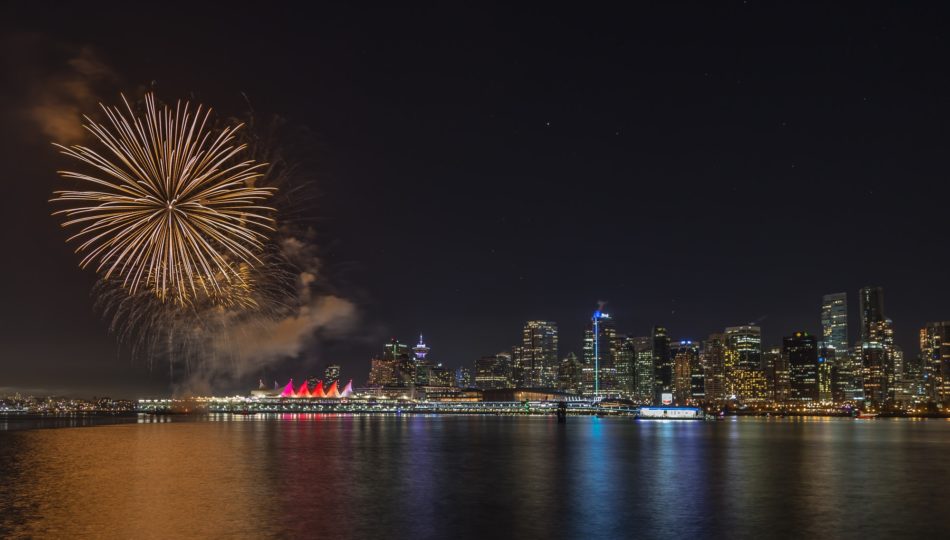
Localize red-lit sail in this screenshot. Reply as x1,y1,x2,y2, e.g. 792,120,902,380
312,380,326,398
326,381,340,398
295,381,311,398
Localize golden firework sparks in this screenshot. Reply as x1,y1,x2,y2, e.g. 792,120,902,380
51,93,276,305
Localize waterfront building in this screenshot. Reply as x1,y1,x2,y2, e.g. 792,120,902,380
921,321,950,405
475,353,514,390
652,326,672,404
521,321,559,387
784,331,818,402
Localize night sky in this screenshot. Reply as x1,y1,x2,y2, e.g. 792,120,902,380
2,3,949,397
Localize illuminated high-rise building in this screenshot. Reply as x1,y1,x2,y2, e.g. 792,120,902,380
859,286,886,344
521,321,559,388
632,336,655,403
771,346,790,403
921,321,950,405
671,340,699,405
784,331,818,402
583,308,618,396
702,334,727,403
820,292,849,354
652,326,672,403
557,352,583,395
475,353,513,390
725,326,762,371
367,338,415,387
614,335,636,396
817,347,834,403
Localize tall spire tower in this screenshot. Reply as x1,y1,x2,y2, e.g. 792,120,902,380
413,334,430,360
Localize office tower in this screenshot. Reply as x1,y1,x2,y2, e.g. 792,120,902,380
671,340,699,405
702,334,727,403
861,342,888,407
820,293,849,354
367,338,415,387
583,308,618,396
762,346,781,397
859,286,886,344
772,344,791,402
324,364,341,385
510,346,525,386
557,352,583,394
725,326,762,371
653,326,672,403
784,331,818,402
475,353,513,390
817,347,835,403
632,336,655,403
733,368,769,403
521,321,559,388
455,367,472,388
921,322,950,405
615,335,636,396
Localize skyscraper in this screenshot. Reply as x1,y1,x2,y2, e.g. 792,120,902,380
671,340,699,405
702,333,727,403
583,308,617,396
784,331,818,402
521,321,559,388
858,287,895,408
475,353,513,390
921,321,950,405
632,336,655,403
652,326,672,404
859,286,885,344
725,326,762,371
820,292,848,353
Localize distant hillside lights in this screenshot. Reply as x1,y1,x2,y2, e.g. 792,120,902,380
359,288,949,412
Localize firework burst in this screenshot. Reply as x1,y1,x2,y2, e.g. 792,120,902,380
52,93,276,306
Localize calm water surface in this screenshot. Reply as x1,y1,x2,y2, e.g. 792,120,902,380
1,415,948,539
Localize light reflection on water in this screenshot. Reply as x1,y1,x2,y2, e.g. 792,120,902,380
1,415,948,539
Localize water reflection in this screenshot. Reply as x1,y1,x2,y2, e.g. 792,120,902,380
1,416,949,539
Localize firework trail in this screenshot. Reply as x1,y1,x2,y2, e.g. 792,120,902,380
51,93,276,306
51,93,356,391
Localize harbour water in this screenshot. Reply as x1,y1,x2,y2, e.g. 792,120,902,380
1,415,948,539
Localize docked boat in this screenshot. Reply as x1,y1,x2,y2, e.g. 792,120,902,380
854,412,879,419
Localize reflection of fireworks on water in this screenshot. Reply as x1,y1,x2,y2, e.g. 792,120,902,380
52,93,276,306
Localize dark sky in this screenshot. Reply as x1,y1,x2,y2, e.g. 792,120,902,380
2,3,949,397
